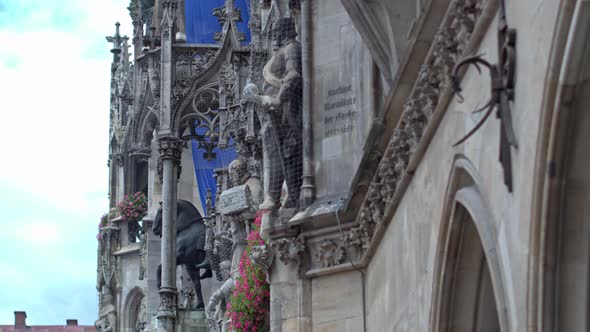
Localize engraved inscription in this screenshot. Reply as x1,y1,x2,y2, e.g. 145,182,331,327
217,185,251,215
323,84,358,138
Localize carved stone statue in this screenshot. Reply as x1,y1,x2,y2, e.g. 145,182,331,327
228,158,263,204
206,260,235,332
95,290,117,332
243,17,303,211
250,244,274,271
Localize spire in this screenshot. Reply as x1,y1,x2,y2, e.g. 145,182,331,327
106,22,124,64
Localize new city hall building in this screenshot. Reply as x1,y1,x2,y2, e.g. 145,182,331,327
96,0,590,331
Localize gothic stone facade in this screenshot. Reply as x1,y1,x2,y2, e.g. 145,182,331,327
99,0,590,331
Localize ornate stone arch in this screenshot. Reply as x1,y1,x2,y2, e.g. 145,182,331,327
430,156,510,332
122,286,145,332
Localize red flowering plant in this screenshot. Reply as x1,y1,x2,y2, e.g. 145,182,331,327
117,192,148,223
226,213,270,332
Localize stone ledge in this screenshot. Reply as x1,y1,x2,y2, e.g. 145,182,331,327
305,262,359,278
114,243,141,256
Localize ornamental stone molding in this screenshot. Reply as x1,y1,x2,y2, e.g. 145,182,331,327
346,0,487,251
158,136,183,162
315,240,346,268
272,235,305,275
157,287,178,331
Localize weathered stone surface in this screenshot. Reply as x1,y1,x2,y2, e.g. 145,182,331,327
217,184,252,215
311,0,376,203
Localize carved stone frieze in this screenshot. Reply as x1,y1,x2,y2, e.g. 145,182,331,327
315,240,346,268
347,0,486,250
272,235,305,268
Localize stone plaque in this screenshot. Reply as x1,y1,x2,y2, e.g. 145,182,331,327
218,185,252,216
311,0,376,202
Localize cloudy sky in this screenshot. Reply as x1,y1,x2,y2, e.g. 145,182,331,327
0,0,132,325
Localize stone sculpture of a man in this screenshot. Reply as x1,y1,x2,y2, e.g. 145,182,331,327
206,260,235,332
243,17,303,210
95,290,117,332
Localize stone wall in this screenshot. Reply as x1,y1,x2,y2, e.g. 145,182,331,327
310,0,377,203
361,0,561,330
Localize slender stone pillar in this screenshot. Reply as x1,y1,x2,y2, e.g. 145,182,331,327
300,0,315,208
156,1,178,331
157,136,182,332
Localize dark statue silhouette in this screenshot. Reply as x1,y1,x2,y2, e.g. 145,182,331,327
153,200,212,309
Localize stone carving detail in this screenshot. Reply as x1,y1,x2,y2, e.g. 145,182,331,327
147,65,160,99
206,260,235,332
157,287,177,330
136,297,147,332
158,136,183,161
95,289,117,332
157,136,183,183
273,235,305,268
172,49,218,111
315,240,346,268
178,284,195,310
159,0,177,40
243,17,303,211
250,244,274,271
138,227,147,280
347,0,486,251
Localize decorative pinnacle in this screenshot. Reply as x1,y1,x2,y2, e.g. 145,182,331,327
106,22,123,54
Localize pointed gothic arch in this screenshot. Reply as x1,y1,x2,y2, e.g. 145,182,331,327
430,157,509,332
528,1,590,330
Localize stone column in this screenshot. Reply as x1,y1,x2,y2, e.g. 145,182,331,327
156,2,179,331
157,136,182,332
300,0,315,208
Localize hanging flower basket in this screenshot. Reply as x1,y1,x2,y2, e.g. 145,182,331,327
117,192,148,223
226,213,270,332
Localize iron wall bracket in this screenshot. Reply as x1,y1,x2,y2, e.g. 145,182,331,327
451,1,517,192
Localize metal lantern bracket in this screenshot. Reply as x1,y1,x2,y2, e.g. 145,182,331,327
451,0,517,192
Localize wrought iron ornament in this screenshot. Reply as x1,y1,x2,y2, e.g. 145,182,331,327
451,0,517,192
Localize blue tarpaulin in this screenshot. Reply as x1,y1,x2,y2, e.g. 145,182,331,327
185,0,246,213
185,0,251,44
191,139,237,215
